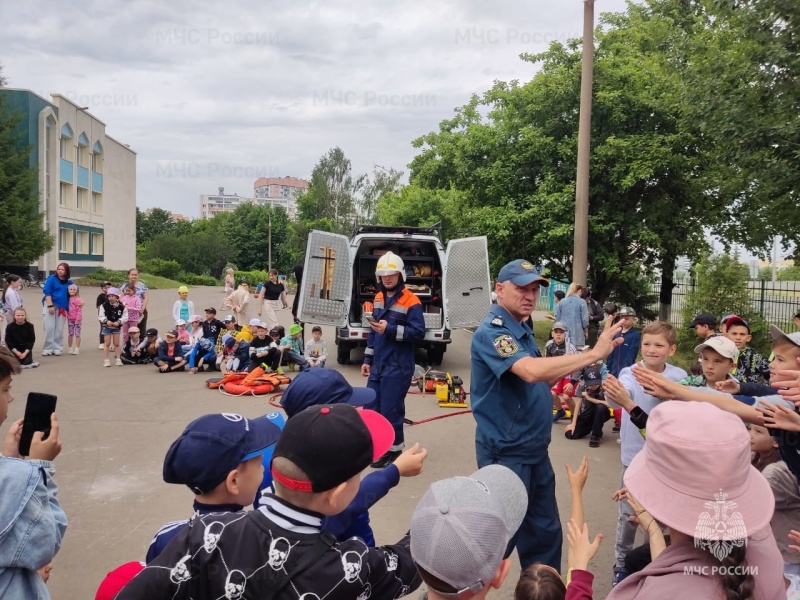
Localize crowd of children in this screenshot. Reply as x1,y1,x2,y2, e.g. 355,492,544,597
6,268,800,600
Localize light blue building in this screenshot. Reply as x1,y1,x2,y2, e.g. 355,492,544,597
0,89,136,275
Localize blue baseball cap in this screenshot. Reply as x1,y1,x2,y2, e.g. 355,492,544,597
497,259,549,287
280,369,376,419
163,413,282,495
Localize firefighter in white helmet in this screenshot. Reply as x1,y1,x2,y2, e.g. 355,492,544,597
361,251,426,467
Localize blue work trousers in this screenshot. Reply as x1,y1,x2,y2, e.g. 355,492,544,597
476,446,563,572
365,372,409,448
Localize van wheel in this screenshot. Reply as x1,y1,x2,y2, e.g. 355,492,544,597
427,347,444,366
337,344,351,365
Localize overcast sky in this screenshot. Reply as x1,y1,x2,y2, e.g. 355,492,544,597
4,0,632,218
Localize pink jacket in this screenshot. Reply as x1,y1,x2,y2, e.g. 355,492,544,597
121,295,142,323
607,527,784,600
68,296,84,321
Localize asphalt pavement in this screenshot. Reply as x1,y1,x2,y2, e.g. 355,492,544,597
5,286,628,599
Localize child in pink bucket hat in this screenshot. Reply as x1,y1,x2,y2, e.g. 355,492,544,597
609,400,784,600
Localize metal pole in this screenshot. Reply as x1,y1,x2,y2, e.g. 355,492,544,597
268,211,272,272
573,0,595,287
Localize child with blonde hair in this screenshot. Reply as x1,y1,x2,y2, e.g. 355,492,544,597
67,284,84,355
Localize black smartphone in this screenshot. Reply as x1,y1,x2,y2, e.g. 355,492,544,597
19,392,57,457
364,314,377,323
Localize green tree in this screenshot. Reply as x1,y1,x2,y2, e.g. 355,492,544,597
777,265,800,282
136,207,179,244
359,166,403,224
297,147,366,235
376,185,466,243
405,8,717,304
0,94,54,265
679,253,769,354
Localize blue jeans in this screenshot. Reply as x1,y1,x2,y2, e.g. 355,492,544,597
188,344,215,369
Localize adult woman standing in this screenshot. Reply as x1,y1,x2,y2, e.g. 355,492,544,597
42,262,72,356
123,268,149,332
223,267,235,307
256,269,287,331
554,282,589,347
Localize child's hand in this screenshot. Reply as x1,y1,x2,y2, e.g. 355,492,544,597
2,418,24,458
564,423,576,436
393,443,428,477
715,379,741,394
789,530,800,553
757,401,800,432
603,375,634,409
566,519,603,571
622,490,659,534
28,413,62,462
565,457,589,491
775,360,800,404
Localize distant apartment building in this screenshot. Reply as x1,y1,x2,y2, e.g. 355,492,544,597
0,89,136,275
200,176,308,220
199,188,256,218
253,176,309,220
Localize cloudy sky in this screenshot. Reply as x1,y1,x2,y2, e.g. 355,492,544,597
4,0,632,218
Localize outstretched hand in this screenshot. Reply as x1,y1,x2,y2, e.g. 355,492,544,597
393,443,428,477
566,519,603,572
565,457,589,491
756,401,800,432
630,365,679,399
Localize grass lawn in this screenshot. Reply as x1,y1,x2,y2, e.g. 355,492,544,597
74,269,185,289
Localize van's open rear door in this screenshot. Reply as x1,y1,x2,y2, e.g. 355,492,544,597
442,236,491,329
297,230,352,327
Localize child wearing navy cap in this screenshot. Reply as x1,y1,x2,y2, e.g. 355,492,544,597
145,412,282,563
120,404,421,600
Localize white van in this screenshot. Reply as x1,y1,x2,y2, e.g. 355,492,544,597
297,224,491,366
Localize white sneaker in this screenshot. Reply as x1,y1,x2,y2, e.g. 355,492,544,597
99,344,105,349
115,358,123,366
41,351,52,356
103,359,111,367
30,361,39,369
53,351,62,356
73,348,80,356
67,348,74,355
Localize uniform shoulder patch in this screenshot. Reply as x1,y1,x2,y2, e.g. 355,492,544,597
493,334,519,357
491,316,504,326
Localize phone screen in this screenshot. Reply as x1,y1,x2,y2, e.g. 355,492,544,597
365,314,377,323
19,392,57,457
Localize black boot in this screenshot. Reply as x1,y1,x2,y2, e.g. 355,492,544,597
370,450,402,469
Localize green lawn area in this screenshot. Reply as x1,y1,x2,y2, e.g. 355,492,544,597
74,269,185,290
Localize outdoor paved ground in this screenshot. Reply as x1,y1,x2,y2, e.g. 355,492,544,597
6,285,629,599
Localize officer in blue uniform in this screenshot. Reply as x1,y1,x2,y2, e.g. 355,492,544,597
470,259,623,571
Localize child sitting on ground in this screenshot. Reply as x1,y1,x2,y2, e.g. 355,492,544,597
724,315,771,384
173,320,190,345
0,346,67,598
279,323,309,371
219,334,250,374
5,308,39,369
304,325,328,367
121,327,150,365
181,315,203,354
124,404,421,599
248,323,281,373
154,330,187,373
564,366,611,448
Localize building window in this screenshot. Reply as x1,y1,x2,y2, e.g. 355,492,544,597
91,192,103,215
76,187,88,211
60,137,69,159
60,183,71,207
91,233,104,255
58,228,73,253
76,230,89,254
76,144,86,167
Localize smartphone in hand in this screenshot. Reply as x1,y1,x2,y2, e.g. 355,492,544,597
19,392,57,457
364,314,377,323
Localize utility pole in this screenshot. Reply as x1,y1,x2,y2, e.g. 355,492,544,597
268,210,272,272
573,0,595,287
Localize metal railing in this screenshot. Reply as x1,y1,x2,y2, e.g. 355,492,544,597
647,279,800,330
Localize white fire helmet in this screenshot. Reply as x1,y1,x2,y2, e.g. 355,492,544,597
375,252,405,282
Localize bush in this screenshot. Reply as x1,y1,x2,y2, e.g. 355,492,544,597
178,273,218,286
138,258,182,280
234,270,270,285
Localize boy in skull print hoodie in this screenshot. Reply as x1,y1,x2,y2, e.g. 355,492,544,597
117,405,420,600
